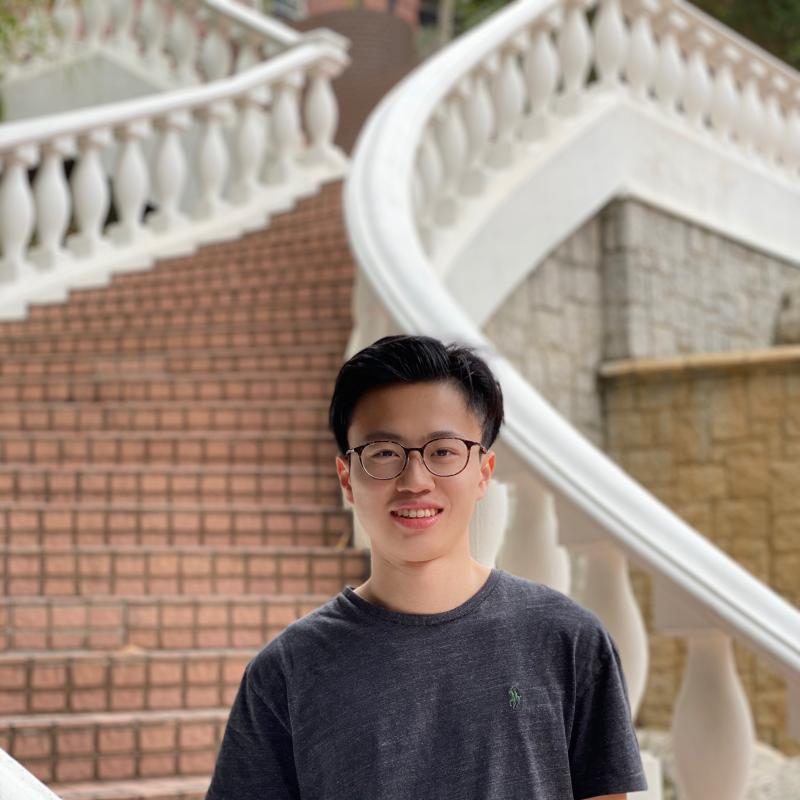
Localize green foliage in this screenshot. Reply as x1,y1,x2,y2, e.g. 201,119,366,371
451,0,800,69
691,0,800,69
0,0,55,74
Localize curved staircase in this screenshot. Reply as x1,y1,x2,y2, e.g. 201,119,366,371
0,180,370,800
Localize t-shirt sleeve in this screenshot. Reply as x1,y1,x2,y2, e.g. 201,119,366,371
567,627,648,800
205,646,301,800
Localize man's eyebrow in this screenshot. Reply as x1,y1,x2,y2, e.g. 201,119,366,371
361,429,462,441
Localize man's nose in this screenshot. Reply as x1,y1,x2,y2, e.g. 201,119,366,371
397,451,434,488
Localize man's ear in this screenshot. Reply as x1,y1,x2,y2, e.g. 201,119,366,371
336,455,355,505
476,450,496,499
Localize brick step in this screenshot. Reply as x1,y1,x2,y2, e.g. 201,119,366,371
0,299,351,338
53,774,210,800
0,398,330,433
68,262,355,308
0,647,256,716
0,317,352,357
26,280,354,325
0,430,337,465
0,344,345,379
0,369,338,403
0,592,336,652
0,500,351,548
0,707,230,786
0,544,370,597
0,464,341,505
0,647,271,718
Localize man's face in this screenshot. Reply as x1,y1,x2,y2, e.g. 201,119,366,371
335,380,496,565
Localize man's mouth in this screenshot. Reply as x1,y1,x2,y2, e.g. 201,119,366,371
390,508,443,519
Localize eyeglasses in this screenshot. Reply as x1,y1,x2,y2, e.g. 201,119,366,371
345,437,487,480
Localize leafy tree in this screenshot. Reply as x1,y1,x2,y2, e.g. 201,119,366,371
0,0,55,76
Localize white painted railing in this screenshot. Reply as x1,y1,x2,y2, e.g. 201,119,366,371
6,0,306,86
0,749,63,800
344,1,800,798
0,2,349,320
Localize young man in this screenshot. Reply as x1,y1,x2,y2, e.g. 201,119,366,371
205,335,648,799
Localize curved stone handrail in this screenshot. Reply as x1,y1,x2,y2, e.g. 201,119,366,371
345,0,800,796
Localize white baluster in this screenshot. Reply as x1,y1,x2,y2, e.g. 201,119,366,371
201,18,233,81
109,121,152,245
556,0,592,115
736,67,765,156
762,79,788,166
411,165,431,252
578,541,648,715
416,127,444,250
30,137,75,270
264,72,305,185
67,129,113,257
109,0,136,55
487,40,526,168
683,29,714,129
0,146,38,283
624,4,658,101
235,33,260,73
83,0,109,47
458,70,493,193
434,97,468,224
169,3,200,84
193,102,231,219
593,0,628,90
783,101,800,173
672,632,754,800
469,480,511,568
653,13,687,115
521,25,558,140
303,61,348,171
231,91,267,205
709,46,741,143
52,0,80,54
139,0,169,75
496,470,570,594
148,111,191,233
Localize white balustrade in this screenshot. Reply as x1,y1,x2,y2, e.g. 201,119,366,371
84,0,110,48
51,0,80,54
201,19,234,81
231,92,267,204
736,64,766,156
169,4,202,83
139,0,170,75
709,48,740,142
433,98,468,223
110,0,137,55
303,63,348,171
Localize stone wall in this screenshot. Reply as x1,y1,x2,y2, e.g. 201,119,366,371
600,352,800,756
483,198,800,755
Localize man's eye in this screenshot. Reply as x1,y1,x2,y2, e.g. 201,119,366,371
375,450,401,458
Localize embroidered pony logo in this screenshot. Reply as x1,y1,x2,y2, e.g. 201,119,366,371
508,686,522,709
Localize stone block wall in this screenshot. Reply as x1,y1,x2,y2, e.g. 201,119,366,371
484,197,800,755
600,352,800,756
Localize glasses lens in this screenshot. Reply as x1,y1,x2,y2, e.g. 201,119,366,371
361,441,406,479
423,438,470,476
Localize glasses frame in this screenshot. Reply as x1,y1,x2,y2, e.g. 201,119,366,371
345,437,488,480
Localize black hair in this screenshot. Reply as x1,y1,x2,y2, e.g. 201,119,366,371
328,334,504,455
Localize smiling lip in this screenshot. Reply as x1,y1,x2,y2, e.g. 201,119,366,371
390,508,443,531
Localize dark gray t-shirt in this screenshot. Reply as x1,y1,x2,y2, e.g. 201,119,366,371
205,567,647,799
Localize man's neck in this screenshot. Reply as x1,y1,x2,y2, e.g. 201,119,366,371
353,558,493,615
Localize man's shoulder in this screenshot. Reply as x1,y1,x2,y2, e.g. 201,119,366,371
495,569,609,643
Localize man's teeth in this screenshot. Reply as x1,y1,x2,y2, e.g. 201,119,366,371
393,509,440,518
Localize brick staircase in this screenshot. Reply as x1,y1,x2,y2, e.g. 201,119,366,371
0,180,371,800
